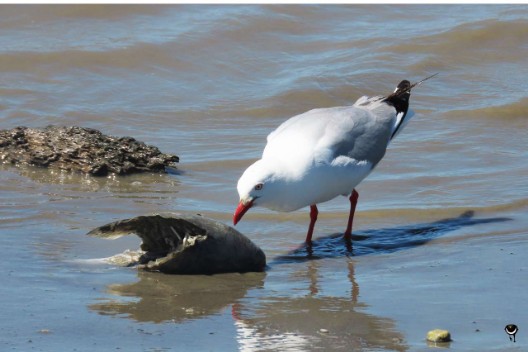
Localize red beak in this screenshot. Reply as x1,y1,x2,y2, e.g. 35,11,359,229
233,200,254,225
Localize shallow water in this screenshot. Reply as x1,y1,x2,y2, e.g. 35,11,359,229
1,4,527,351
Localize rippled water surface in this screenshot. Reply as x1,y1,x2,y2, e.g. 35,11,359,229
1,4,527,351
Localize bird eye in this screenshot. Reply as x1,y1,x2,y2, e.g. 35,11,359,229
254,183,263,191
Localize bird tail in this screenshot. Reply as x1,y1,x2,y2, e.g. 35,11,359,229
386,73,438,140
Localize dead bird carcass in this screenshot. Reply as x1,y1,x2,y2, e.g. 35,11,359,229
88,213,266,274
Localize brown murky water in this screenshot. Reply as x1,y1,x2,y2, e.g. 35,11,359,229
1,4,527,351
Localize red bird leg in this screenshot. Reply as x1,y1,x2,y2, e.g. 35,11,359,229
305,204,318,243
344,189,359,240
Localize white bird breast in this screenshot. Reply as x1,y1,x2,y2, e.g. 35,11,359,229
250,157,373,213
291,157,373,208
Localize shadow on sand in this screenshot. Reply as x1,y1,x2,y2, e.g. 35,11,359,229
272,210,511,263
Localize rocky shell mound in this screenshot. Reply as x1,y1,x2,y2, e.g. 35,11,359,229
0,126,179,176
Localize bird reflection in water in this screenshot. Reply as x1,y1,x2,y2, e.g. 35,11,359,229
231,258,405,351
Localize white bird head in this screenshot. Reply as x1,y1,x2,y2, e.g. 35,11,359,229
234,159,280,225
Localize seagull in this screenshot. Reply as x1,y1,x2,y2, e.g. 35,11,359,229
234,74,437,244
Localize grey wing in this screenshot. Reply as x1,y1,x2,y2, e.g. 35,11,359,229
315,106,394,166
87,213,205,253
354,95,403,141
